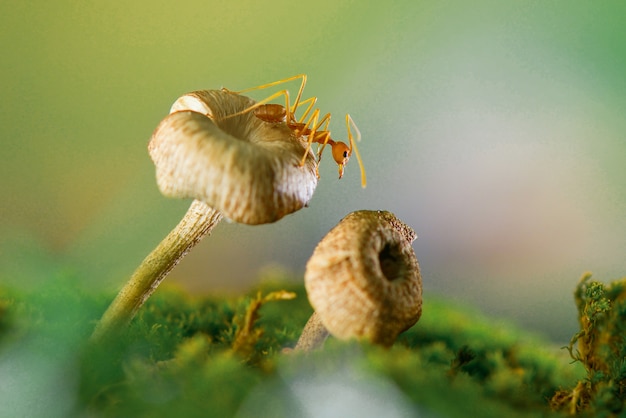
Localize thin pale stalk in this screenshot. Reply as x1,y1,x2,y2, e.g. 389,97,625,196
91,199,222,342
294,312,330,351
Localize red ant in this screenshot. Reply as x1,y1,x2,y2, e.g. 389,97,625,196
221,74,366,188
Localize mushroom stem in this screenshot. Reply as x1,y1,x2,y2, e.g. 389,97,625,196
294,312,330,351
91,199,222,342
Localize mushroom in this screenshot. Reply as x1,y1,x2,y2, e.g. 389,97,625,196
91,89,318,342
295,210,422,349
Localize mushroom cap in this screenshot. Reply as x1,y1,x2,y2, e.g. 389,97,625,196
304,210,422,346
148,90,318,225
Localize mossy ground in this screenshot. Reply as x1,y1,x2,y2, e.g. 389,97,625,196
0,273,592,418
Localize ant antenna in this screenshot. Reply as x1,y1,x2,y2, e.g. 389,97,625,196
346,114,366,188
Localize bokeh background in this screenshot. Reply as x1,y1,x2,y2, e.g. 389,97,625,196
1,1,625,343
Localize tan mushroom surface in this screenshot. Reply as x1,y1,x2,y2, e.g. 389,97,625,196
300,210,422,348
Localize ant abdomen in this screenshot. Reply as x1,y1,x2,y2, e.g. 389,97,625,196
253,104,286,123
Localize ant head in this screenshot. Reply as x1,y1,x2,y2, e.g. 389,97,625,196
332,141,351,166
331,141,351,179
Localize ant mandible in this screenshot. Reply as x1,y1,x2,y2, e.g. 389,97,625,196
221,74,367,188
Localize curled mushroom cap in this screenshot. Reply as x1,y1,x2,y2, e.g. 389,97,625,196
303,210,422,347
149,90,318,225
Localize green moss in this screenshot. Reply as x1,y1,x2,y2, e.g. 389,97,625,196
0,275,588,417
552,273,626,416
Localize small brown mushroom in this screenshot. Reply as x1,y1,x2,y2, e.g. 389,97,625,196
91,89,317,342
295,210,422,349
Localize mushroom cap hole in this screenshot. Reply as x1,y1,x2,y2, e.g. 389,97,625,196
378,242,406,282
149,90,318,225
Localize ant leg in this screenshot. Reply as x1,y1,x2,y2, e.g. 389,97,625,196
310,113,332,178
228,74,307,115
301,112,332,179
221,88,292,120
299,108,321,167
294,96,318,124
223,78,315,124
312,113,332,161
299,109,332,175
234,74,306,95
289,74,307,116
346,114,367,188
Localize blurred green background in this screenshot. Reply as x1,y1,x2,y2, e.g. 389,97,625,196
1,1,625,343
